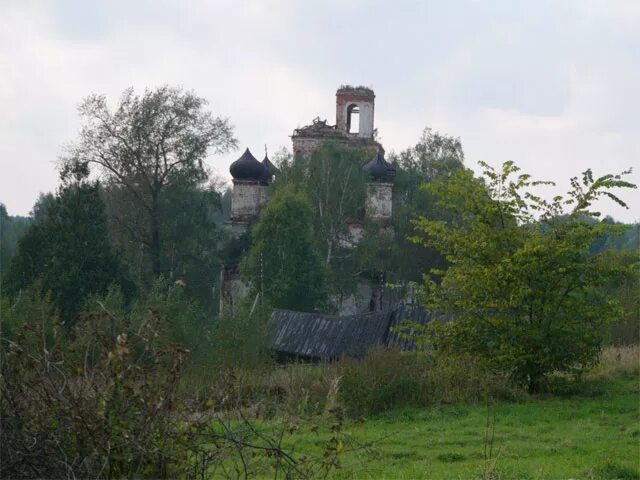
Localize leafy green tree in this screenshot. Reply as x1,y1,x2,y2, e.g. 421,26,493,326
243,185,327,312
412,162,637,392
276,143,368,265
274,144,371,304
395,126,464,181
60,86,237,284
158,177,223,307
30,193,56,224
212,299,273,369
388,127,466,284
269,130,464,307
5,182,134,323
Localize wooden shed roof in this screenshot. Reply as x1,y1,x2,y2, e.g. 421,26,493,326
269,303,435,361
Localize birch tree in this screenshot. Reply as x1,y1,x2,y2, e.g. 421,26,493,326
60,86,237,280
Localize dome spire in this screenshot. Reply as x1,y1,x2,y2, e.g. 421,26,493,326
261,146,276,185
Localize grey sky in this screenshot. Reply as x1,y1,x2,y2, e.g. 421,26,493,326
1,0,638,221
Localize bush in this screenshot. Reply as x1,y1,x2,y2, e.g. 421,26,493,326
1,290,345,479
0,293,193,478
180,348,521,419
209,299,273,370
337,348,518,416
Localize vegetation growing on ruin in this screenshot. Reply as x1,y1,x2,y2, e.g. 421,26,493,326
337,85,375,95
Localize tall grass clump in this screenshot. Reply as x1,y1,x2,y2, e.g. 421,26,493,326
592,345,640,379
337,348,520,416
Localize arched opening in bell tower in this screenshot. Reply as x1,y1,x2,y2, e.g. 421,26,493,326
346,104,360,134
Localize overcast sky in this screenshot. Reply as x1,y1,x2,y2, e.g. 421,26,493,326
1,0,638,222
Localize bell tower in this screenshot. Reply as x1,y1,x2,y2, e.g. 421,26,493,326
335,86,375,139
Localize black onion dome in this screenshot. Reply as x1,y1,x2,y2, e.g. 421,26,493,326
260,154,276,184
230,148,264,181
363,151,396,182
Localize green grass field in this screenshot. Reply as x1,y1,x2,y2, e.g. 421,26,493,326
276,374,639,479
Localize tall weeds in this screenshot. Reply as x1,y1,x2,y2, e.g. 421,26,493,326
181,345,638,420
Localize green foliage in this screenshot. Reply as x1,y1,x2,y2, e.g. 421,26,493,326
276,143,368,265
412,161,638,392
0,289,352,479
353,220,397,277
243,185,327,312
389,127,466,284
136,279,210,354
210,298,273,370
0,204,32,278
1,289,194,478
277,142,409,307
5,182,134,323
338,348,517,416
0,285,59,344
61,85,236,285
104,175,224,309
83,279,220,371
270,130,466,305
394,127,465,181
588,222,639,345
158,178,224,307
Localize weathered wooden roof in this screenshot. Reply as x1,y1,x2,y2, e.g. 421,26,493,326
269,302,434,360
385,303,437,351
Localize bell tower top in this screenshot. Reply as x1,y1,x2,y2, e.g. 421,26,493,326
335,86,375,139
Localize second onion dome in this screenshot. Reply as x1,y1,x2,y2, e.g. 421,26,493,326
260,153,276,185
363,151,395,182
230,148,267,182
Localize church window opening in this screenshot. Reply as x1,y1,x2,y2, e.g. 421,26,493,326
347,104,360,134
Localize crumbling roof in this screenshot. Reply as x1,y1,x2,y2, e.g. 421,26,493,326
291,117,383,154
291,117,345,139
269,303,434,360
337,85,375,96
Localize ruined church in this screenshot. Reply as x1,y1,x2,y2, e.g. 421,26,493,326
222,86,399,316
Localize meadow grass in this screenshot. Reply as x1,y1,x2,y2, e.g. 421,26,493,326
276,374,639,479
198,346,639,479
234,346,639,479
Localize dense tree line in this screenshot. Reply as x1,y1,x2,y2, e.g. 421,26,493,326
0,85,636,373
1,91,637,326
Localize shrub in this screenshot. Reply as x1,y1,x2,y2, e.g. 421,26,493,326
1,291,342,479
337,348,518,416
0,296,193,478
209,298,273,370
